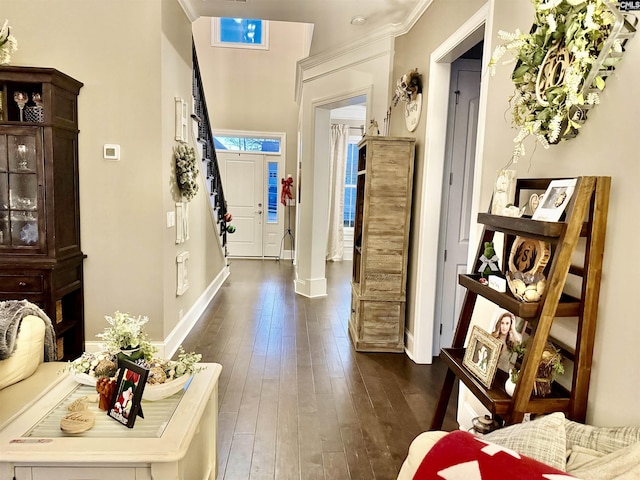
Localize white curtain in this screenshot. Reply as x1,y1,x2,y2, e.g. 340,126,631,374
327,124,349,261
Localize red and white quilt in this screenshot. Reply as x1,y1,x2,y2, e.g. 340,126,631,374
413,430,576,480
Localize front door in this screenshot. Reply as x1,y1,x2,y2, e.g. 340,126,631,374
435,58,481,350
219,152,264,257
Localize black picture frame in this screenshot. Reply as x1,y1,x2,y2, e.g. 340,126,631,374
107,358,148,428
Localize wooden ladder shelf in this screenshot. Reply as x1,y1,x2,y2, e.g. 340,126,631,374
430,176,610,428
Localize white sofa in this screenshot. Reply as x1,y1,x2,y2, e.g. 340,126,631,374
0,315,64,429
398,412,640,480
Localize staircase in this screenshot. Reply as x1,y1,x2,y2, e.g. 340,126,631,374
192,42,229,257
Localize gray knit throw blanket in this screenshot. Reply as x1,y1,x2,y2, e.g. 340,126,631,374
0,300,57,361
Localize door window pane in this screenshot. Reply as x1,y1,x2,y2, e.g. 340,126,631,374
267,162,278,223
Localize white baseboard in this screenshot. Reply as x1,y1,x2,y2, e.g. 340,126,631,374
294,276,327,298
85,265,230,359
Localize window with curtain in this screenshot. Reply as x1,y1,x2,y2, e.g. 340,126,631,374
343,139,360,228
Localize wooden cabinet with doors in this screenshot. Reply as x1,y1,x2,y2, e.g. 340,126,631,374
430,176,609,428
0,66,85,361
349,136,415,352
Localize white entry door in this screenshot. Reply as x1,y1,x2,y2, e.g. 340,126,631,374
435,58,481,350
220,153,264,257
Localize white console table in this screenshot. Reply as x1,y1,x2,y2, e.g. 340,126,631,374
0,363,222,480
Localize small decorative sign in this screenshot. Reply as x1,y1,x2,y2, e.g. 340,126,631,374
108,358,148,428
404,93,422,132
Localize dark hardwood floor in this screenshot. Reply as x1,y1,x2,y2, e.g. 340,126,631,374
180,259,458,480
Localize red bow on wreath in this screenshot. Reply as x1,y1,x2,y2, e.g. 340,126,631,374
281,175,294,206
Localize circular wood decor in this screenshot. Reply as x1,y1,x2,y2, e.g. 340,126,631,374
508,236,550,275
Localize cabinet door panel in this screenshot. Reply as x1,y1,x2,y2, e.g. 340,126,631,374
360,301,403,344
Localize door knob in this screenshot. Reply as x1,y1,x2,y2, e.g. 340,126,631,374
255,210,263,214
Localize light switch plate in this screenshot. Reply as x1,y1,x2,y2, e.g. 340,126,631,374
167,211,176,228
103,144,120,160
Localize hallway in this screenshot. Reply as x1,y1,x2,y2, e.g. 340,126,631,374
181,259,458,480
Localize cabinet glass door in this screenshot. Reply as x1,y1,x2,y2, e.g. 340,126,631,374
0,130,42,249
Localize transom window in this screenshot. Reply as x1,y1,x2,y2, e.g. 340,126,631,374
211,18,269,50
213,135,281,154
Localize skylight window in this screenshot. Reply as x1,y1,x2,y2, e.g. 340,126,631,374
211,18,269,50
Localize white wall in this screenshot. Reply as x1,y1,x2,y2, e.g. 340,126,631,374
192,18,309,258
3,0,226,349
296,37,394,296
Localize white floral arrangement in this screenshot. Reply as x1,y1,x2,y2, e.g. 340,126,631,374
68,347,202,384
392,68,422,107
174,143,199,201
489,0,626,161
0,20,18,65
96,311,157,360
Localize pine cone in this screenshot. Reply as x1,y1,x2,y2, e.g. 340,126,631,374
147,366,167,385
95,359,118,378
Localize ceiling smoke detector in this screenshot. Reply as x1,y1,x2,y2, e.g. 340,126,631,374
350,16,366,26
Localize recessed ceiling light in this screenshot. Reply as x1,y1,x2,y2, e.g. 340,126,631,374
351,16,366,26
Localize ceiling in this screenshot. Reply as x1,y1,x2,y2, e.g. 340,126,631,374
181,0,428,56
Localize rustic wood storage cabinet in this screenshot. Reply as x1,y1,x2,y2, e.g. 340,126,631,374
0,66,84,361
349,136,415,352
430,176,609,428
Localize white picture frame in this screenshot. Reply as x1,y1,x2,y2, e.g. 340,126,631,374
175,97,188,142
176,251,190,296
532,178,577,222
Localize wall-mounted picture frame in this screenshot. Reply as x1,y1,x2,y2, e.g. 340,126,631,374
463,325,503,388
175,97,188,142
532,178,577,222
108,358,149,428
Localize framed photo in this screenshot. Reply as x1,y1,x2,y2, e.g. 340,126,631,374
531,178,577,222
490,308,528,373
463,325,503,388
108,358,149,428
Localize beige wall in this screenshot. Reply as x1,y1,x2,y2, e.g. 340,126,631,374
3,0,226,347
191,18,308,190
392,0,640,425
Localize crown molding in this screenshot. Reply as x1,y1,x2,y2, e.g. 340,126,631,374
295,0,436,103
178,0,198,22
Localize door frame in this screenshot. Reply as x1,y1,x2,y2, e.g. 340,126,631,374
213,129,286,258
408,3,491,364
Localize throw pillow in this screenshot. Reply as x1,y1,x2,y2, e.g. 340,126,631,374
565,419,640,455
482,412,567,471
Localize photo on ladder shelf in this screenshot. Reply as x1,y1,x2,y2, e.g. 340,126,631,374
462,325,503,388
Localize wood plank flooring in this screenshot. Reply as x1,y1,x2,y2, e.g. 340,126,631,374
180,259,458,480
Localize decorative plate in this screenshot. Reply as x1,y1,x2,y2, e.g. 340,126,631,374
404,93,422,132
508,236,550,275
20,222,38,245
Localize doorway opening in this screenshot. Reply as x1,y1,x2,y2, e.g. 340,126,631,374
409,4,489,364
215,131,286,258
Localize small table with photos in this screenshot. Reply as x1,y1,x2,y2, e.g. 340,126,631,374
0,362,222,480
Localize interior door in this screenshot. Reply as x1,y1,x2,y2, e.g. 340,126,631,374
219,152,264,257
435,58,481,350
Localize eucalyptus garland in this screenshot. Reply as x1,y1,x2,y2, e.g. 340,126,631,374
174,143,199,201
490,0,624,161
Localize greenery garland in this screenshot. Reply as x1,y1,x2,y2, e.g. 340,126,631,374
490,0,623,161
174,143,199,201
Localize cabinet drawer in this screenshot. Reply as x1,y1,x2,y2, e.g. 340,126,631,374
0,274,43,293
17,467,139,480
